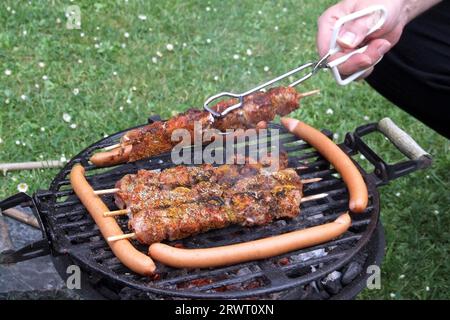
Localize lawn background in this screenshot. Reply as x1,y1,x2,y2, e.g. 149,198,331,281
0,0,448,299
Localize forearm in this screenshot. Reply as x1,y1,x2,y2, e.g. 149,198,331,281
403,0,442,23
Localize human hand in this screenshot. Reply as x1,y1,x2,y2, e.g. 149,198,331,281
316,0,440,79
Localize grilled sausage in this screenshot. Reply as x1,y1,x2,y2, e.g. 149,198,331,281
90,145,132,167
70,164,156,275
281,117,368,213
148,213,351,269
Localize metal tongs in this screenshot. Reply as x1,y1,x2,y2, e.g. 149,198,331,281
204,5,388,118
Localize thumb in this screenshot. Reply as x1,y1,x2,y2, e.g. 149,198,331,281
337,17,373,49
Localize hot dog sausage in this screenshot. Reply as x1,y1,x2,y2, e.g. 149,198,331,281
148,213,351,269
90,145,132,167
281,117,368,213
70,164,156,275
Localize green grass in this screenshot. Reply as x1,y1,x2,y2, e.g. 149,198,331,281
0,0,448,299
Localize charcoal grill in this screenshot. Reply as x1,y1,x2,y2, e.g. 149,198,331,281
0,116,431,299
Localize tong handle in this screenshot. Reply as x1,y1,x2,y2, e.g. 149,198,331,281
328,5,388,85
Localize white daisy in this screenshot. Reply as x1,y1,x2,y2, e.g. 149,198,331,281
38,62,45,68
151,57,158,63
40,127,45,132
121,43,126,48
112,71,117,76
399,274,405,279
124,32,130,38
80,32,85,37
182,42,187,47
233,54,240,60
274,26,279,31
258,10,262,15
360,154,366,160
73,88,79,95
214,75,219,81
126,98,132,104
20,94,27,100
283,7,288,12
5,69,12,76
63,113,72,123
23,30,27,36
395,192,401,197
56,18,61,24
70,123,77,129
156,51,163,57
5,98,10,104
363,115,370,121
206,6,211,11
0,137,2,144
78,59,83,64
426,286,430,292
17,183,29,193
390,293,396,298
246,49,253,56
132,86,137,91
15,140,21,145
138,14,147,20
264,66,270,72
434,210,439,214
206,38,211,44
333,133,339,141
326,108,334,115
60,155,67,162
42,75,48,80
166,43,174,51
119,106,124,111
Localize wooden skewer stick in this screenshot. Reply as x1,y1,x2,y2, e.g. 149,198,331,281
94,188,120,195
299,89,320,98
102,143,121,151
107,233,136,242
300,177,322,184
94,178,323,196
300,193,328,203
103,209,130,217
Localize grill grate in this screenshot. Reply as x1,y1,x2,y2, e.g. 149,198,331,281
34,123,379,299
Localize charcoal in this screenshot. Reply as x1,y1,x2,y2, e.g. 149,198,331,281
321,271,342,295
341,262,363,285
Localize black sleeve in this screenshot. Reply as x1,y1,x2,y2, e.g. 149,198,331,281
366,1,450,139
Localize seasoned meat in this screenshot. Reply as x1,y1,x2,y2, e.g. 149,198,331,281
115,159,302,244
119,86,303,162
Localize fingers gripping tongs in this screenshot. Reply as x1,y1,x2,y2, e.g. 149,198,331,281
204,5,387,118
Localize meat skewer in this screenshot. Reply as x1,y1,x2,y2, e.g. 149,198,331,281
90,87,319,166
105,193,328,243
94,177,322,196
103,160,310,245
